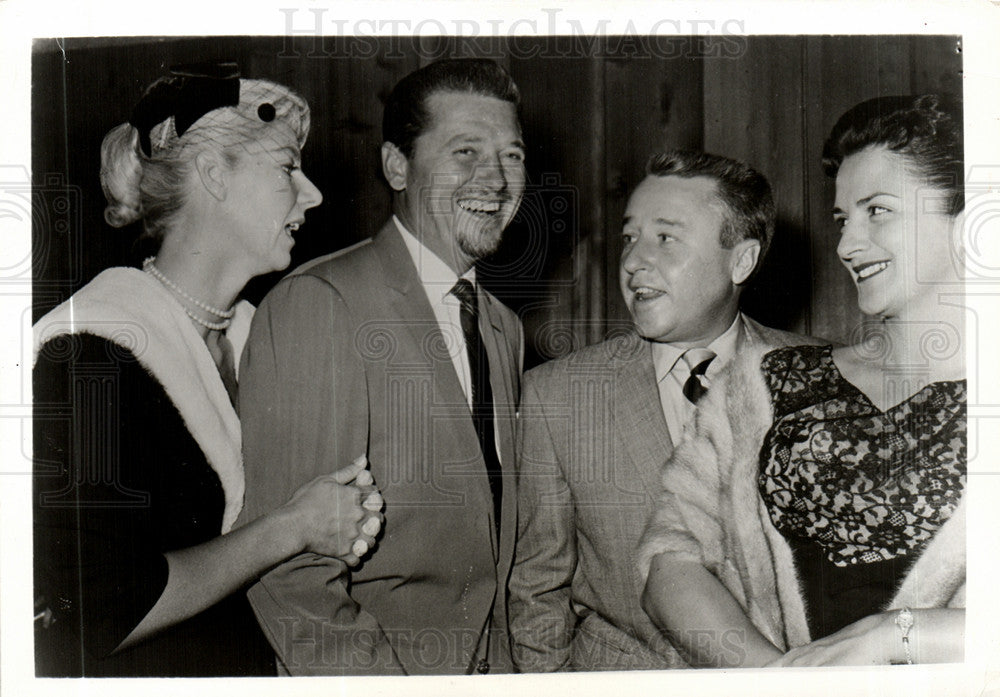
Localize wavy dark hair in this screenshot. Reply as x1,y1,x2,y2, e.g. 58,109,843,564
382,58,520,159
822,94,964,216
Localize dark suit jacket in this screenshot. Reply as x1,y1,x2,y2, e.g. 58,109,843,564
238,221,522,675
508,316,811,671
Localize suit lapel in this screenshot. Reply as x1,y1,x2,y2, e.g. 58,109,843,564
612,333,674,500
611,316,754,501
370,224,471,409
370,224,499,546
479,292,518,565
480,293,516,463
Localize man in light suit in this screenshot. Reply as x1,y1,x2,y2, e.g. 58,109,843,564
509,150,814,671
238,58,525,675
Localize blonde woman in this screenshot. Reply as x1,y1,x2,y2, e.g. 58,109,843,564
33,64,382,676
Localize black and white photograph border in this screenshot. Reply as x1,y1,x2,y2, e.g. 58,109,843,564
2,0,1000,695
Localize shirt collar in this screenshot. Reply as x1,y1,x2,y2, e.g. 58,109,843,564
393,215,475,301
650,313,744,382
704,313,742,378
651,341,686,383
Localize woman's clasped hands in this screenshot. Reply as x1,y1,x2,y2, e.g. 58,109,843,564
279,455,384,567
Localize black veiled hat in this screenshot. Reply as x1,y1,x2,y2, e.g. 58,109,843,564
129,61,241,157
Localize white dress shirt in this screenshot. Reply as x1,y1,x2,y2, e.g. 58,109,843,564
650,314,743,444
394,215,474,408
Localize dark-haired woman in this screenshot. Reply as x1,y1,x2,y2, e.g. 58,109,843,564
638,94,966,667
33,68,382,676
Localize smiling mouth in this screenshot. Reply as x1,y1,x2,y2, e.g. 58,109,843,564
457,197,504,215
853,260,890,281
631,286,666,301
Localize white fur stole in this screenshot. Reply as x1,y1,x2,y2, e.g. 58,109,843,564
33,267,252,533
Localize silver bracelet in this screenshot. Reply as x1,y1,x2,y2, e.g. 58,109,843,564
895,607,914,665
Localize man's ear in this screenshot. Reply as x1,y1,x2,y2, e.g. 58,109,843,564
194,150,229,202
381,142,408,192
730,238,761,285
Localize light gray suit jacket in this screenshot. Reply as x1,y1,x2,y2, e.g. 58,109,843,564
508,315,811,671
238,221,522,675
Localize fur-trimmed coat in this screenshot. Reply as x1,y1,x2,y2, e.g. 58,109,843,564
636,342,967,651
33,267,253,532
32,267,273,676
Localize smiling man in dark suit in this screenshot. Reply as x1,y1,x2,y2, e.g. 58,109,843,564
509,150,815,671
238,58,525,675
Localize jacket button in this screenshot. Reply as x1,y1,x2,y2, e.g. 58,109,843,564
476,659,490,674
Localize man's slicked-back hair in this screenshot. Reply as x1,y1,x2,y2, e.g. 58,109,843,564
382,58,520,158
645,150,776,270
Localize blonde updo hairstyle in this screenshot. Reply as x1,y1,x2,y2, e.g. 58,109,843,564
100,77,311,244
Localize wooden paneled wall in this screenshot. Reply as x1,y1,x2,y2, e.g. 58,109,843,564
32,35,962,366
702,35,962,342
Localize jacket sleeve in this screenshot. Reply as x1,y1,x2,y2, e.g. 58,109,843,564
237,274,405,675
507,373,576,672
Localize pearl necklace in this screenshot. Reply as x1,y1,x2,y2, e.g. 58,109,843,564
143,257,234,331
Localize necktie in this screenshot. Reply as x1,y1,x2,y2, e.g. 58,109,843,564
451,279,502,538
681,348,715,404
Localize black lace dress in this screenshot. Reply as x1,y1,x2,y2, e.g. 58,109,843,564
757,345,966,640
